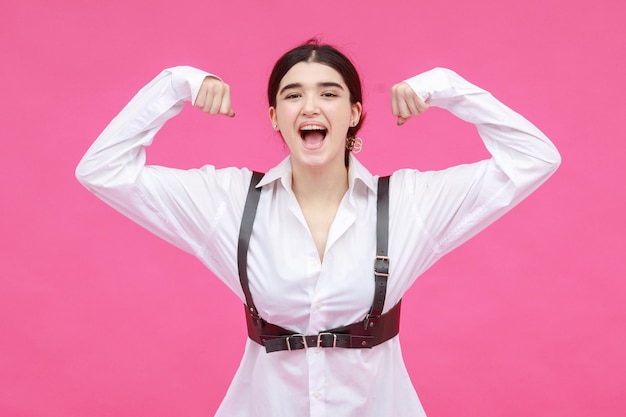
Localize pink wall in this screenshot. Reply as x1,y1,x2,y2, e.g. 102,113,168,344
2,0,624,416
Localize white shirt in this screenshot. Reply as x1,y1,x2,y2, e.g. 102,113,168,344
76,65,560,417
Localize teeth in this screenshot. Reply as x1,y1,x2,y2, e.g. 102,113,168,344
300,125,326,131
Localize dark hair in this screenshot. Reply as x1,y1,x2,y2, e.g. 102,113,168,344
268,39,365,164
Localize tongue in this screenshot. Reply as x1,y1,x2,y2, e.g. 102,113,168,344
302,131,325,149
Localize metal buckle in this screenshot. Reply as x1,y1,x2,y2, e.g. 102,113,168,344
364,313,381,330
286,334,307,351
374,255,390,277
317,332,337,349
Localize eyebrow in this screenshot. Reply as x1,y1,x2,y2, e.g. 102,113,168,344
279,82,345,95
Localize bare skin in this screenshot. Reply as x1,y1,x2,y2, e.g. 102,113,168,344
291,171,348,260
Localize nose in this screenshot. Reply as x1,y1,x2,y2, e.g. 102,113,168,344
301,94,320,115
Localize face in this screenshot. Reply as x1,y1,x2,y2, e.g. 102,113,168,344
269,62,362,170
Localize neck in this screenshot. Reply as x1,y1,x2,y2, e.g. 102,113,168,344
291,159,349,204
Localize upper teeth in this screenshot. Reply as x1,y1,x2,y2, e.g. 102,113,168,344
301,126,325,131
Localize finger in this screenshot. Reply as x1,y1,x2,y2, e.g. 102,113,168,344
391,86,400,118
404,93,421,116
398,90,430,125
194,87,207,109
196,76,220,110
201,87,215,113
396,100,412,126
396,97,412,119
208,86,224,115
218,84,235,117
390,83,409,115
392,94,411,126
203,81,222,114
397,116,410,126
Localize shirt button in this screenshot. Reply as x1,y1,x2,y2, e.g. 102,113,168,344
312,391,321,399
314,301,322,310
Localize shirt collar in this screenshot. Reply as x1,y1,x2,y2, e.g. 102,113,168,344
256,154,377,193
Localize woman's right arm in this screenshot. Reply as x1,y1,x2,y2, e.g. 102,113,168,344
75,67,250,262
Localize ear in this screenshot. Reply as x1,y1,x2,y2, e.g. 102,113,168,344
351,102,363,126
268,107,278,130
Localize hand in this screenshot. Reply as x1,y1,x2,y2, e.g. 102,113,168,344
390,82,429,126
193,76,235,117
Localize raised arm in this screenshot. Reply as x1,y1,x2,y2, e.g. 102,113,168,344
388,68,561,275
75,66,249,259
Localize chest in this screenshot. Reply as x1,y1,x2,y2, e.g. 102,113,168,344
244,187,378,332
299,202,339,261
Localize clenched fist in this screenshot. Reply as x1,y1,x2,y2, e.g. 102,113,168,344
194,76,235,117
391,82,429,126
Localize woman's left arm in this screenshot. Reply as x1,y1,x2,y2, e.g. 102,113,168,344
394,67,561,187
390,68,561,260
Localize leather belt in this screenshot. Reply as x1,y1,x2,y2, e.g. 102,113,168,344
246,300,402,353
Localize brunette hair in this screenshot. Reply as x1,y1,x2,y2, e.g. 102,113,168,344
267,39,365,164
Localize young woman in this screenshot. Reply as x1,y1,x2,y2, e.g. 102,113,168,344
76,40,560,416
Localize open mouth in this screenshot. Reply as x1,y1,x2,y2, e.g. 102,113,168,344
299,125,327,150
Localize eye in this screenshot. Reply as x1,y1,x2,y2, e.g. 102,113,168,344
321,91,338,97
284,92,301,99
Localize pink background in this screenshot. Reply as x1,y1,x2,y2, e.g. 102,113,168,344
2,0,625,416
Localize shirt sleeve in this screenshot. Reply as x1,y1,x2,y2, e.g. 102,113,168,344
390,68,561,274
75,66,252,274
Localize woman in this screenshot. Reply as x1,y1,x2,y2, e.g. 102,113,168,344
76,40,560,416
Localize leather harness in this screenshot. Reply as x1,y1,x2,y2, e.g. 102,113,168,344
237,171,401,353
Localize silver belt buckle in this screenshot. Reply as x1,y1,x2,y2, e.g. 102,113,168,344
286,334,307,351
316,332,337,349
374,255,390,277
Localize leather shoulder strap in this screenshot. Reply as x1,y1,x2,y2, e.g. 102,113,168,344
368,175,391,320
237,171,264,320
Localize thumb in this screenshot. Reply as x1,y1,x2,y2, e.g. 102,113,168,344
397,116,410,126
